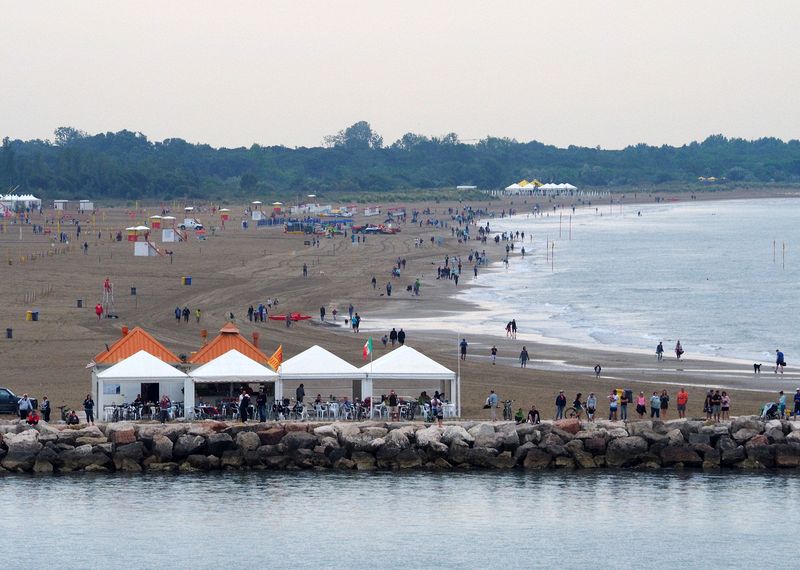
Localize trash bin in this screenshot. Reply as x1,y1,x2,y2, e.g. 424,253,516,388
31,311,39,322
130,287,137,296
25,310,33,321
77,299,83,308
6,328,12,339
183,276,192,285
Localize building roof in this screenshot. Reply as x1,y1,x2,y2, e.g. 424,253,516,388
97,350,187,380
360,345,455,379
280,345,363,379
188,323,269,364
191,349,278,382
94,327,180,365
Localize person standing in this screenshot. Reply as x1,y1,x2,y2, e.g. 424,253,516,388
352,313,361,333
389,328,398,346
721,391,731,420
40,396,51,423
430,393,443,427
794,389,800,420
711,390,722,422
608,390,619,421
704,390,713,420
486,390,498,422
386,282,392,297
17,393,33,420
660,389,670,419
677,388,688,419
636,392,647,418
397,328,405,345
649,392,661,418
491,345,498,365
239,389,250,423
594,364,602,379
511,319,517,339
83,393,95,425
195,308,201,323
320,306,326,321
656,342,664,361
586,393,597,422
371,276,377,289
675,340,684,360
256,390,267,422
619,390,629,421
159,395,170,424
388,390,399,422
519,346,529,368
302,263,308,277
778,390,787,418
555,391,567,419
348,304,354,321
459,338,468,360
776,349,786,374
296,383,305,404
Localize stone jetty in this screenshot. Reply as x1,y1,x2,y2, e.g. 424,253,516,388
2,416,800,474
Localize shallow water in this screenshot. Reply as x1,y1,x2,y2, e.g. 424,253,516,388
0,470,795,569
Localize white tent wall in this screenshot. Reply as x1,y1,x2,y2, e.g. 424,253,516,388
95,376,184,419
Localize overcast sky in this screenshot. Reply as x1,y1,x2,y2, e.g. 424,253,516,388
1,1,798,149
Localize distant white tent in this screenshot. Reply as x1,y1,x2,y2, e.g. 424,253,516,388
95,350,187,414
504,183,522,192
563,183,577,190
279,345,365,402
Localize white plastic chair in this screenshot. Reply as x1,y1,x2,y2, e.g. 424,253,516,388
327,403,339,419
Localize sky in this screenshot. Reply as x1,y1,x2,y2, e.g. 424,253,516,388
1,0,799,149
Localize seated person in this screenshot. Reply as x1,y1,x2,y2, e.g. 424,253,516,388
314,394,323,405
26,410,41,425
341,397,352,411
67,410,80,425
418,391,431,406
527,406,541,425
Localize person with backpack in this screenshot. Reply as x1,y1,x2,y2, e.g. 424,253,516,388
159,395,171,424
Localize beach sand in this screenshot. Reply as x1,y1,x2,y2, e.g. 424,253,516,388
0,189,795,419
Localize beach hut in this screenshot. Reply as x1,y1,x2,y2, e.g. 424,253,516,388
271,202,283,215
149,215,162,229
360,345,459,416
187,349,278,418
219,208,230,222
279,345,365,403
125,225,149,242
78,199,94,212
363,206,381,217
53,199,69,211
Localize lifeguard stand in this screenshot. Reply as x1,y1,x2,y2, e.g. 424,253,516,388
103,278,116,318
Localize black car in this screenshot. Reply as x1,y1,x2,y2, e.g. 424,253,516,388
0,387,37,414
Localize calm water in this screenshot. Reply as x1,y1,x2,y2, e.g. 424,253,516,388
465,197,800,362
0,470,796,569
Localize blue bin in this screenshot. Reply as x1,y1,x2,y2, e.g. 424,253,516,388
31,311,39,322
184,276,192,285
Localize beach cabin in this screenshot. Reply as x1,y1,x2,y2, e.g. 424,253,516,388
53,199,69,211
162,229,176,242
91,327,185,419
387,207,406,219
126,225,149,242
149,215,162,229
78,199,94,213
219,208,230,222
363,206,381,217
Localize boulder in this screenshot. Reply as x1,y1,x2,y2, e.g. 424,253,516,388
362,427,389,439
660,445,702,466
487,451,516,469
147,462,179,473
395,448,424,470
787,431,800,444
385,429,411,449
607,428,630,439
465,447,498,467
745,435,774,467
110,428,136,445
730,417,763,434
281,431,317,451
313,424,337,438
441,426,474,446
415,426,443,448
235,431,261,453
554,456,576,469
523,448,552,470
640,430,668,445
221,450,245,468
263,455,291,469
733,429,760,444
583,437,607,455
114,441,145,462
688,433,711,446
765,428,786,444
174,435,206,458
58,445,95,471
333,458,355,470
186,455,211,470
666,429,685,446
351,451,376,470
152,435,173,461
553,418,581,435
258,427,286,446
32,459,54,473
117,457,142,472
721,445,747,466
774,444,800,467
206,433,236,456
605,436,648,468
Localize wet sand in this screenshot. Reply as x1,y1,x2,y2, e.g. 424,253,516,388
0,188,796,419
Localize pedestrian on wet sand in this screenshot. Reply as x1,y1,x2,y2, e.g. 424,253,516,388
594,364,602,378
389,328,398,346
397,328,406,345
460,338,468,360
519,346,529,368
491,345,497,365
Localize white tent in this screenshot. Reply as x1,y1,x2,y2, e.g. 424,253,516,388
360,345,459,415
504,183,521,192
95,350,187,415
564,183,577,190
279,345,365,401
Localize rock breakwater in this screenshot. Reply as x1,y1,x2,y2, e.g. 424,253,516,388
2,416,800,474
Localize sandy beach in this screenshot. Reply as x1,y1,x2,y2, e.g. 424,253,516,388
1,188,797,419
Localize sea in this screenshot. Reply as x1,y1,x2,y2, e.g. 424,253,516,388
394,197,798,365
0,470,794,569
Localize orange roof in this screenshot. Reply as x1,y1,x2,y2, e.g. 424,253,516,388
94,327,180,364
188,323,269,364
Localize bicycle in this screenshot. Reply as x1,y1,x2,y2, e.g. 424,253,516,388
565,404,585,419
502,400,514,421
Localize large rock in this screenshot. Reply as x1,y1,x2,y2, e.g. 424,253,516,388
721,445,747,466
1,431,43,472
235,431,261,453
745,435,774,467
206,433,236,456
606,436,648,468
660,445,702,466
351,451,376,470
152,435,174,461
174,435,206,458
523,448,552,470
415,426,443,448
774,444,800,467
281,431,317,451
385,429,411,449
583,437,607,455
733,429,760,444
110,428,136,445
395,448,424,469
731,417,763,434
553,418,581,435
114,441,145,463
313,424,337,438
441,426,474,446
258,427,286,446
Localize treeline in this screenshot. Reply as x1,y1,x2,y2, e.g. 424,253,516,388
1,122,799,201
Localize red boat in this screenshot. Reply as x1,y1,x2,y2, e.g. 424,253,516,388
268,312,312,321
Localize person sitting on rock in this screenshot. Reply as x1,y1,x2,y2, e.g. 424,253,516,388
26,409,41,426
514,408,525,424
527,405,541,425
67,410,80,425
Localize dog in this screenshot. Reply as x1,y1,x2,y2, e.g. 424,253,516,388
754,363,761,373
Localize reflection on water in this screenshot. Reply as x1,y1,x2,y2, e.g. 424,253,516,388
0,470,795,569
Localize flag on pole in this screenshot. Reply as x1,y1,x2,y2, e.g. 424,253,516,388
362,337,373,361
267,345,283,371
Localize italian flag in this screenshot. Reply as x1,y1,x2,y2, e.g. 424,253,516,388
362,337,373,361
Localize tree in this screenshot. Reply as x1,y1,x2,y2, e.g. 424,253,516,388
53,127,87,146
324,121,383,150
240,172,258,191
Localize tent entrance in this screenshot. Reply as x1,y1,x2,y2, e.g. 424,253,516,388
141,383,159,403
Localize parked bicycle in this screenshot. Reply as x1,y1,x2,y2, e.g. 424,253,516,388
502,400,514,421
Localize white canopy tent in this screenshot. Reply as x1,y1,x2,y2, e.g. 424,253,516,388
94,350,187,415
360,345,459,415
186,349,278,418
504,183,521,192
279,345,365,401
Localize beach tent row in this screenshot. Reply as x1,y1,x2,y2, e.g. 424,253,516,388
0,194,42,208
91,326,460,417
504,182,577,191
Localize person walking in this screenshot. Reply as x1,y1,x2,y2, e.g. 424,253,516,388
511,319,517,339
389,328,398,346
371,276,377,289
386,282,392,297
182,306,190,323
776,349,786,374
486,390,498,422
650,391,661,418
158,394,171,423
677,388,688,419
586,393,597,422
555,391,567,420
320,306,326,321
459,338,468,360
656,341,664,361
40,396,51,422
519,346,529,368
397,328,405,345
239,389,250,423
594,364,602,379
348,304,354,321
491,345,498,365
195,308,201,323
296,383,305,404
675,340,684,360
660,389,670,419
83,393,95,425
17,393,34,420
608,390,619,421
174,306,181,321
